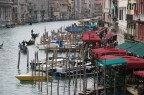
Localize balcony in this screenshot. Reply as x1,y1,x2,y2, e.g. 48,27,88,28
126,14,133,21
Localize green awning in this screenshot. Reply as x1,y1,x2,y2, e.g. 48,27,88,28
126,42,144,53
116,41,137,49
117,41,144,58
133,48,144,58
129,42,144,58
98,58,127,67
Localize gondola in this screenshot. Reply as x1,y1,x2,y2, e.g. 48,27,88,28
31,33,39,39
0,42,4,49
18,43,27,54
26,39,35,46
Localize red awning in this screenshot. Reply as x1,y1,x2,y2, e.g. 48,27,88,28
133,71,144,78
122,56,144,69
100,55,144,69
82,32,101,42
96,27,107,34
104,32,117,39
92,48,128,58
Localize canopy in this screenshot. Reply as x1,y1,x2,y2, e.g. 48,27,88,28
82,32,101,42
92,48,128,58
116,41,144,58
104,32,117,39
96,27,107,34
116,41,137,50
98,57,127,67
121,56,144,69
65,27,83,33
133,71,144,78
98,55,144,69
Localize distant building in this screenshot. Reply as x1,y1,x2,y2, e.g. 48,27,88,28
118,0,127,34
12,0,49,25
49,0,69,20
0,0,13,27
93,0,102,17
133,0,144,41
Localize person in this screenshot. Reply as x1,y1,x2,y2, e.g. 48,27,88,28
95,42,99,48
31,29,34,34
114,40,118,47
106,43,110,48
22,40,25,46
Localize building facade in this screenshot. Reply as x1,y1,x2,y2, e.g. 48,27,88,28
93,0,102,17
133,0,144,41
12,0,49,25
118,0,128,34
0,0,13,27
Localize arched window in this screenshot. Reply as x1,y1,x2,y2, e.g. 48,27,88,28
132,3,136,10
127,3,131,10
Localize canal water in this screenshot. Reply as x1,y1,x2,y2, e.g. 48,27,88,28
0,20,131,95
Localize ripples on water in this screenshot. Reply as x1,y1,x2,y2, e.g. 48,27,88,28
0,20,81,95
0,21,131,95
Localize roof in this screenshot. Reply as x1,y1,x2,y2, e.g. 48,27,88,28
96,27,107,34
133,71,144,78
116,41,137,50
92,48,128,58
98,55,144,69
98,56,127,67
104,32,117,39
121,56,144,69
116,41,144,58
82,32,101,42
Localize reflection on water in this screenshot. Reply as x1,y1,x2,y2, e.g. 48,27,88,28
0,20,131,95
0,20,78,95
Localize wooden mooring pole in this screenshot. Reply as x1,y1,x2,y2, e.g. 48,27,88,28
27,49,29,68
17,50,21,68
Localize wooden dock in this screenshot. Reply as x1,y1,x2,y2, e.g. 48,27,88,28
44,47,81,52
78,85,110,95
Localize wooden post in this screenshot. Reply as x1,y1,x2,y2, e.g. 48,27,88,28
96,60,98,95
104,58,106,95
82,49,86,95
41,63,43,92
51,53,54,95
17,50,21,68
46,49,49,94
63,51,68,95
27,49,29,68
68,48,71,95
74,55,78,95
114,71,116,95
37,51,40,90
79,50,82,91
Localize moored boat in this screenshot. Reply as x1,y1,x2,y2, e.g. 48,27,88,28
18,43,27,53
26,39,35,46
55,61,94,77
15,72,52,81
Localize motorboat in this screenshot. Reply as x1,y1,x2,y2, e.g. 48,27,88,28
55,61,94,77
15,72,52,81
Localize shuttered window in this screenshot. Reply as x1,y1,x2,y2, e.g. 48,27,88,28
119,9,123,20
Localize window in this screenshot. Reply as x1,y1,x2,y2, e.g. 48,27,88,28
140,24,143,40
119,9,123,20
